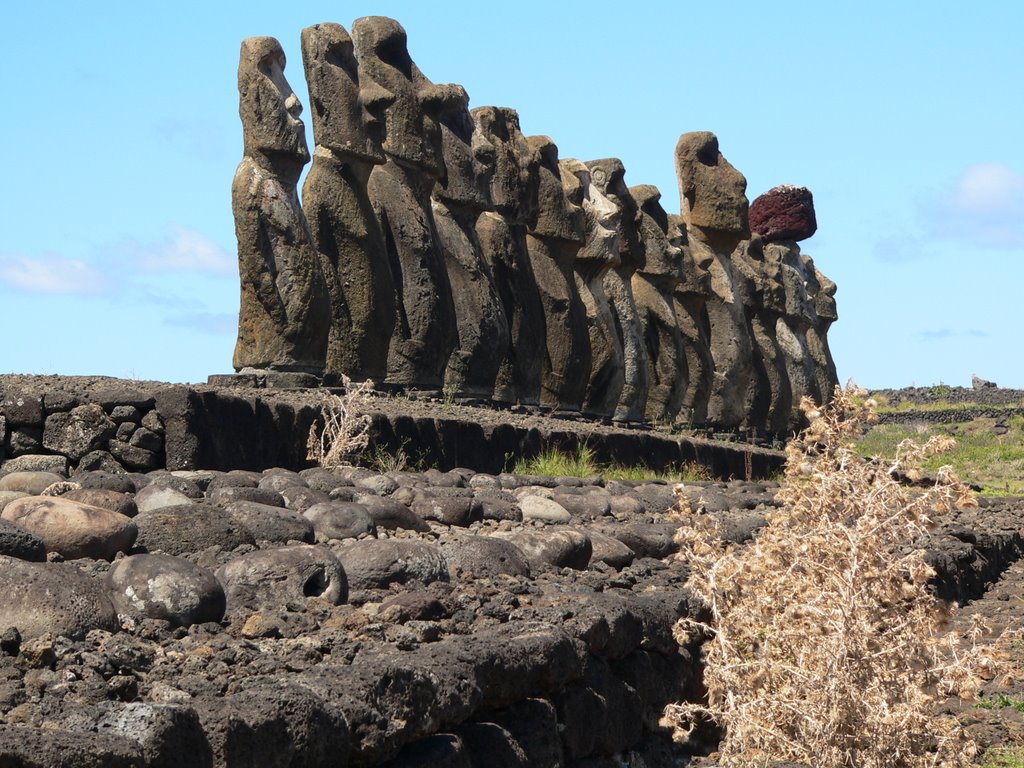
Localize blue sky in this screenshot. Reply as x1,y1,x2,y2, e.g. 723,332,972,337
3,2,1022,388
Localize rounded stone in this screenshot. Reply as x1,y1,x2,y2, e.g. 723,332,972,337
497,529,593,570
216,544,347,612
0,555,119,639
333,539,449,590
134,504,256,556
280,485,331,512
222,501,315,544
519,495,572,523
587,530,636,569
74,470,137,495
0,471,65,495
135,484,194,513
2,496,137,561
62,488,138,518
208,486,285,508
303,501,375,541
0,491,28,513
441,535,531,579
0,518,47,561
107,553,226,627
354,495,431,532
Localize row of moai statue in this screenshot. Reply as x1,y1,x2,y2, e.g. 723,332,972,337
231,17,838,434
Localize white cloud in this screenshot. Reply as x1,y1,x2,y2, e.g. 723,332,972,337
0,255,108,295
935,163,1024,247
129,226,235,275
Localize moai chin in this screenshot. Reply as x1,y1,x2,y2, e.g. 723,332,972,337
561,158,625,419
668,213,714,426
352,16,457,392
674,132,754,429
432,86,510,399
301,22,396,383
630,185,688,425
585,158,650,423
526,136,592,412
232,36,329,374
473,106,545,406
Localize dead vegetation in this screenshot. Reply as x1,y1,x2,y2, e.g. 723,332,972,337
664,385,992,767
305,377,373,469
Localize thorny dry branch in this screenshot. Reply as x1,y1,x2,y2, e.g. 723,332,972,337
306,376,373,469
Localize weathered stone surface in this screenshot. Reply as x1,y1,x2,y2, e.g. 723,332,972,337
587,530,635,569
749,184,817,242
526,136,590,412
216,544,347,612
474,106,545,407
1,453,68,475
434,86,509,399
42,404,116,460
498,529,592,570
411,495,477,526
0,391,44,425
233,36,329,373
456,721,529,767
107,554,225,627
0,555,119,639
222,500,315,544
440,534,531,579
108,438,161,471
0,724,143,767
304,501,375,540
208,484,284,508
355,494,431,532
519,495,571,523
552,492,610,520
62,488,138,518
586,158,649,423
334,538,448,590
134,504,256,556
93,703,213,768
561,159,624,419
135,484,194,514
380,733,469,768
280,484,331,512
76,470,138,494
604,522,680,560
676,133,754,428
0,518,46,561
487,698,564,768
2,496,137,561
0,470,64,495
301,22,396,382
631,184,687,425
354,16,456,391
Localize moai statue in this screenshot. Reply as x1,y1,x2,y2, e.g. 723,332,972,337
733,237,792,435
526,136,591,412
351,16,457,392
472,107,545,406
675,131,754,429
749,184,837,414
561,158,625,419
668,213,714,426
630,185,688,425
586,159,650,423
232,37,329,374
802,254,840,403
431,86,510,400
301,23,395,383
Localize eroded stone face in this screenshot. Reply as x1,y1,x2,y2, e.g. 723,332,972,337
351,16,444,178
238,37,309,179
675,131,749,244
529,137,585,244
301,22,391,164
435,86,492,210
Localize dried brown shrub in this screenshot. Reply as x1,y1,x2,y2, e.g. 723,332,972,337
663,384,988,767
306,377,373,469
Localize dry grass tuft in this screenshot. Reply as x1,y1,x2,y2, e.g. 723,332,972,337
306,377,373,469
663,384,989,767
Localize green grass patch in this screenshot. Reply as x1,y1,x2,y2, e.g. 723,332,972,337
980,746,1024,767
855,415,1024,495
512,445,713,482
976,693,1024,713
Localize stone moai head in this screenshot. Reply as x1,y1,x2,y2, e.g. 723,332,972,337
238,36,309,178
351,16,446,179
435,85,493,210
471,106,540,227
301,22,394,164
585,158,643,270
631,185,684,282
668,213,712,295
802,254,838,323
528,136,585,244
560,158,621,267
674,131,750,246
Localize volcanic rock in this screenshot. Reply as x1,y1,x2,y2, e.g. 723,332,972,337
749,184,817,242
107,554,226,627
2,496,137,561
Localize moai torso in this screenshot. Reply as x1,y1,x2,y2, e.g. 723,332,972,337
586,159,650,423
562,159,624,419
432,87,509,399
631,185,687,426
232,37,329,374
668,213,714,427
473,107,545,406
803,254,840,403
352,16,456,392
770,242,819,425
675,132,753,429
301,23,395,383
526,137,591,412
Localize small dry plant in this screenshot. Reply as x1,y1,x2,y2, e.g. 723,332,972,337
306,377,373,469
663,384,987,767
